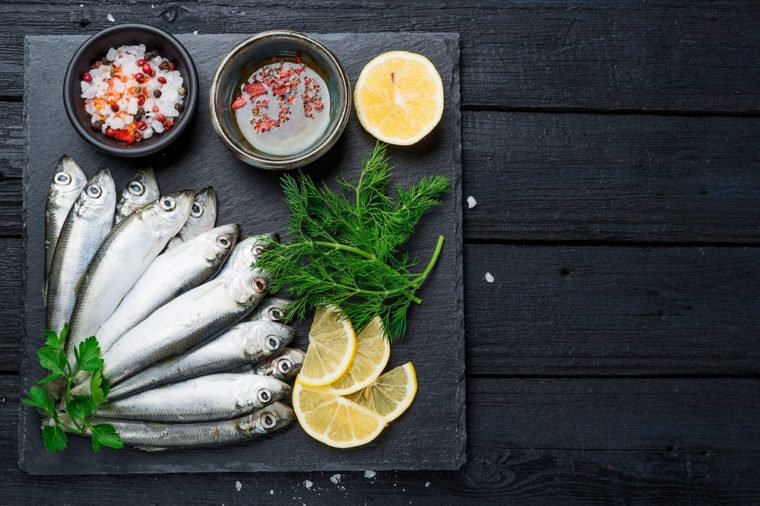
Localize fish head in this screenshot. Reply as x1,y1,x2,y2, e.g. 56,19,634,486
190,223,240,262
218,234,278,305
249,297,292,323
241,321,295,358
234,375,291,410
73,168,117,219
258,347,306,380
139,189,195,238
119,167,160,209
186,187,218,232
49,155,87,202
238,402,295,436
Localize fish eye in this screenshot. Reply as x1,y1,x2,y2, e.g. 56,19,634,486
260,412,277,429
216,235,231,248
257,389,272,404
276,359,292,375
160,196,176,211
128,181,145,196
191,201,204,218
55,171,72,185
252,277,268,293
86,184,102,198
268,307,285,321
265,335,280,351
252,244,265,256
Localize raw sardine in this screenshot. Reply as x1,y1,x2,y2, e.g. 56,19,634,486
251,347,306,380
108,319,294,400
94,224,240,356
94,235,274,387
66,191,194,362
165,187,216,250
85,402,293,450
97,373,290,422
45,155,87,280
114,168,159,224
45,168,115,334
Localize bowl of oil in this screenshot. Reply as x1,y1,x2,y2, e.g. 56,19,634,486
209,30,351,170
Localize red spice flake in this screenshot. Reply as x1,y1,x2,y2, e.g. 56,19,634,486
244,82,266,98
232,95,249,111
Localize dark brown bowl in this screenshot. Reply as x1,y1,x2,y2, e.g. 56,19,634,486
63,24,199,158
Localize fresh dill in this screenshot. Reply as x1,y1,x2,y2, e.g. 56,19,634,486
257,142,449,341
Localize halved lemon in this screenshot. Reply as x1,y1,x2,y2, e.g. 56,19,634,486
297,306,356,387
346,362,417,423
354,51,444,145
293,383,386,448
325,316,390,396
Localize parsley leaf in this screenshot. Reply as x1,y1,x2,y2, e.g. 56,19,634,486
66,395,95,421
37,347,66,376
41,425,67,452
22,385,53,414
90,424,123,452
76,336,104,372
89,369,109,407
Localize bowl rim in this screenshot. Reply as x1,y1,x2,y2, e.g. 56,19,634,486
63,23,199,158
208,30,352,170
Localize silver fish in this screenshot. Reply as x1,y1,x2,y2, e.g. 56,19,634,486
251,347,306,381
97,373,290,423
46,169,116,334
114,168,160,224
107,319,294,400
94,235,274,388
45,155,87,280
165,187,216,250
93,224,240,356
66,191,195,363
88,402,293,451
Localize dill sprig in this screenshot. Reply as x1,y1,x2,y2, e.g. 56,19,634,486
258,142,449,341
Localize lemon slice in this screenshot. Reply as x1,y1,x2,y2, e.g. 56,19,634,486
325,316,390,396
293,383,386,448
354,51,444,145
346,362,417,423
297,305,357,387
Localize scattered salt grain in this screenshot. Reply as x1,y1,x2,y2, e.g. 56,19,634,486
269,490,274,495
485,272,494,283
107,13,115,22
304,480,313,489
329,474,341,484
425,482,431,488
235,481,242,492
364,470,376,479
467,196,477,209
193,30,199,35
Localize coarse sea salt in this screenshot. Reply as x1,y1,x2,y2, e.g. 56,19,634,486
80,44,185,144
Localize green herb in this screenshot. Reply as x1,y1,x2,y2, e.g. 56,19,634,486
22,325,123,453
257,142,449,341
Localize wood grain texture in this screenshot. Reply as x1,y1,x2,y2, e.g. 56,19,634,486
3,375,760,504
4,103,760,243
3,240,759,376
1,1,760,112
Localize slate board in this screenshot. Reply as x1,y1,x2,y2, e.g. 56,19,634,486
20,32,463,474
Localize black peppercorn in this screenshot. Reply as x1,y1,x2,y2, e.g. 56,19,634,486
92,120,104,131
134,113,143,122
174,103,184,112
148,50,160,59
158,60,171,71
101,56,110,66
153,90,162,98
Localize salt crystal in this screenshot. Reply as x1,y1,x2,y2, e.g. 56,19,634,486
107,13,115,22
193,30,199,35
235,481,242,492
304,480,313,489
269,490,274,495
425,482,431,488
467,196,477,209
329,474,341,484
485,272,494,283
363,470,376,479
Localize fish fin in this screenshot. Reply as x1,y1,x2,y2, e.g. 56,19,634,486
136,446,167,452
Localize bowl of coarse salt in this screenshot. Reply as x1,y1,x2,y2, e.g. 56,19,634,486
63,24,199,158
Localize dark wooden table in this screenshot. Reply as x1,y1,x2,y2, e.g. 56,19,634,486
3,1,760,504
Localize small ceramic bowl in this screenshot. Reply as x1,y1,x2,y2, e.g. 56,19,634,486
63,24,199,158
209,30,351,170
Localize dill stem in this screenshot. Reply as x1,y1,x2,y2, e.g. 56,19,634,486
412,235,445,290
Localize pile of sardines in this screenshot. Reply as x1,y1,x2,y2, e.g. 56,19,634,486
43,155,304,451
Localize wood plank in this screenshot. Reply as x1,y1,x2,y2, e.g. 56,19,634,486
3,375,760,503
463,111,760,242
5,103,760,243
465,244,760,376
1,1,760,111
3,241,759,375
